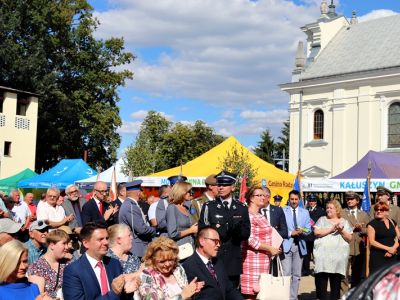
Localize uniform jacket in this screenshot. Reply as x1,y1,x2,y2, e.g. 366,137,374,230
268,205,289,239
198,197,250,276
63,254,122,300
282,206,311,256
118,197,156,257
308,206,326,224
342,208,370,256
182,252,244,300
62,197,86,228
81,198,113,227
155,197,168,234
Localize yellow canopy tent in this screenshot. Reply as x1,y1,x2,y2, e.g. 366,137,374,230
143,136,295,202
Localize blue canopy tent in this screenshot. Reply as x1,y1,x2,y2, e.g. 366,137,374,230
18,159,97,189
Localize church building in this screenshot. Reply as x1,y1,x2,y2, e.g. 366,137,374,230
280,0,400,180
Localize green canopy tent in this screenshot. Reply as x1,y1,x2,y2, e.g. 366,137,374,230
0,168,37,195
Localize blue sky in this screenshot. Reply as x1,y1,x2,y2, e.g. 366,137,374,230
88,0,400,157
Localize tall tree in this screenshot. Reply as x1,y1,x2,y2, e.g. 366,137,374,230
255,129,276,164
123,112,224,176
0,0,134,171
219,146,258,197
276,120,290,171
123,111,171,177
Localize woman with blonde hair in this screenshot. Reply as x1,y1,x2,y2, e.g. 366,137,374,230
166,182,198,248
139,236,204,299
0,239,43,299
313,200,352,300
28,229,70,299
107,223,141,273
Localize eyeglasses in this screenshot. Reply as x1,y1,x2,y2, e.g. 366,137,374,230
95,189,107,194
204,237,221,245
68,189,78,194
375,209,387,212
253,194,266,198
47,195,58,198
187,190,194,196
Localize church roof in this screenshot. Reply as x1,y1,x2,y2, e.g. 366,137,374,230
302,14,400,80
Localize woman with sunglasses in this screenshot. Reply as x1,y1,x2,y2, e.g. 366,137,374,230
241,186,280,299
367,202,400,275
166,182,198,252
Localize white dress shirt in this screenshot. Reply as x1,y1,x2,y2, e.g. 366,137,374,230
85,253,110,291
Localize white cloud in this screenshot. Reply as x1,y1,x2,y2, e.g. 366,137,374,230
94,0,320,108
117,121,142,134
358,9,397,23
130,110,148,120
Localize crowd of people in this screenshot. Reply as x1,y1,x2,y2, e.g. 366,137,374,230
0,172,399,300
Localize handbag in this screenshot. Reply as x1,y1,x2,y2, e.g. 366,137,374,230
256,256,290,300
178,242,194,260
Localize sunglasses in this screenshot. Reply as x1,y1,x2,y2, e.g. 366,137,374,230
375,209,387,212
187,190,194,196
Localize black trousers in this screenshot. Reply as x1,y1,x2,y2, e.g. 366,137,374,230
315,272,343,300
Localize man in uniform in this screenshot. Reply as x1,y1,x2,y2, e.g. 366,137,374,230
370,186,400,226
302,193,325,276
273,194,283,206
342,191,370,290
119,180,157,258
192,174,218,222
199,171,250,287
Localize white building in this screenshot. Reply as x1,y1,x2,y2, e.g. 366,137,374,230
280,1,400,180
0,86,39,178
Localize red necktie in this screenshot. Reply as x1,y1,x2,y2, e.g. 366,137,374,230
99,201,103,215
96,261,109,295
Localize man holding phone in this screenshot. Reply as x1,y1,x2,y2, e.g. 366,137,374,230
282,190,312,300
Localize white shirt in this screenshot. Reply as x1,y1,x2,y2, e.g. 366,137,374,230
85,253,110,291
148,198,168,221
196,250,211,265
221,196,233,208
11,201,31,223
36,201,66,222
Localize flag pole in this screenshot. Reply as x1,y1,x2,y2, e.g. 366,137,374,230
297,158,304,207
365,160,371,277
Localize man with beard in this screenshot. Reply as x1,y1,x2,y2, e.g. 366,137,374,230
199,171,250,288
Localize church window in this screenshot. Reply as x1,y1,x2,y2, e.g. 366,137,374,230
313,109,324,140
388,102,400,148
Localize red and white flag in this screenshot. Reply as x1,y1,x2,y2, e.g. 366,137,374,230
239,175,247,203
109,166,117,201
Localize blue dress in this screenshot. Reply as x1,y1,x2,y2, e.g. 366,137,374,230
0,279,40,300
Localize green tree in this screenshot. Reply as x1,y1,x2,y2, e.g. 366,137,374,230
123,111,171,176
219,146,258,196
275,120,290,171
0,0,133,171
123,112,225,176
255,129,276,164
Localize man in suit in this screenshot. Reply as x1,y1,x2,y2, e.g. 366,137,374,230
81,181,119,227
282,190,312,300
192,174,218,222
62,184,86,234
302,193,325,276
261,189,288,239
113,182,127,208
182,226,243,300
199,171,250,288
118,180,157,258
342,191,370,289
63,222,139,299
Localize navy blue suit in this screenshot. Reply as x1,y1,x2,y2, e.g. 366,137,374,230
268,205,289,239
182,252,244,300
63,254,122,300
81,198,115,227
